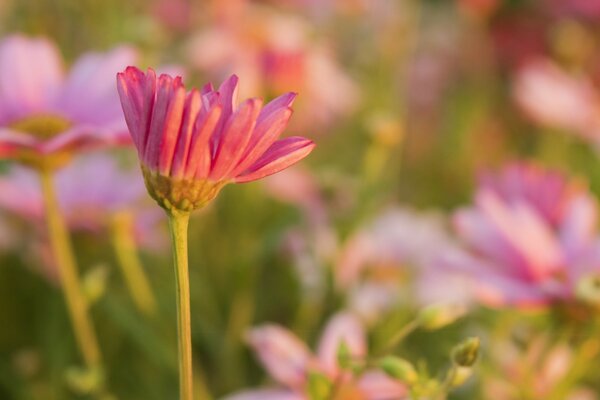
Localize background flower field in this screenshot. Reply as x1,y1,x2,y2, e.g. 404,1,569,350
1,0,600,399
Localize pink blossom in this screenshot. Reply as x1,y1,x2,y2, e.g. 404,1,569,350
225,312,406,400
117,67,314,191
513,58,600,142
335,208,472,320
0,34,136,160
0,153,155,237
443,162,600,308
484,336,598,399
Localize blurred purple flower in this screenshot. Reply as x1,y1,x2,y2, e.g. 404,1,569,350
225,312,406,400
0,34,136,161
443,162,600,308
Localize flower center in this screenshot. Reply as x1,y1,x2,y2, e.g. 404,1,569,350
9,114,72,138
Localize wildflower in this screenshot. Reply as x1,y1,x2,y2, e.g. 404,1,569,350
117,67,315,213
513,58,600,143
0,153,152,234
443,162,600,307
225,312,407,400
0,34,136,168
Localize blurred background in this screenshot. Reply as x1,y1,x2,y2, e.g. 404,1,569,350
2,0,600,399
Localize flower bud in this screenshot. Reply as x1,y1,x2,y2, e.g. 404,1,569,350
452,337,480,367
379,356,419,384
450,366,473,388
575,273,600,307
417,303,467,330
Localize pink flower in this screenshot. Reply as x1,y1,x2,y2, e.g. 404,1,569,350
0,34,136,163
185,5,358,130
116,67,315,211
0,153,154,236
443,162,600,308
225,313,407,400
513,58,600,142
484,336,598,400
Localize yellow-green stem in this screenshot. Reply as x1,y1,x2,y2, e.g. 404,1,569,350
39,168,101,369
111,212,157,316
168,212,193,400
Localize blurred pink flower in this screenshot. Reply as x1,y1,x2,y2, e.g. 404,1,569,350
443,162,600,308
0,153,156,237
335,208,472,320
0,34,136,161
117,68,314,200
484,336,598,400
225,312,406,400
186,5,358,130
513,58,600,142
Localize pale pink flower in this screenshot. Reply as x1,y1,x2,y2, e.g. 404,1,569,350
186,5,358,130
117,67,314,212
0,34,136,160
484,336,598,400
335,208,472,321
225,312,406,400
443,162,600,308
0,153,154,236
513,59,600,142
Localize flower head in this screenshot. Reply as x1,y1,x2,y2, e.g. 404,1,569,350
443,162,600,308
0,34,136,168
225,312,406,400
0,153,154,236
117,67,315,213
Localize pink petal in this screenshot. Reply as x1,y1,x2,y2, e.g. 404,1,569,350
235,137,315,183
170,89,202,179
0,35,64,124
209,98,262,181
61,46,137,126
186,104,222,180
357,371,408,399
117,67,157,156
143,74,185,172
259,92,297,122
224,389,303,400
246,325,314,388
231,106,293,177
317,312,366,376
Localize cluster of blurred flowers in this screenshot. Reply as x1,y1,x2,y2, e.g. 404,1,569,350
3,0,600,398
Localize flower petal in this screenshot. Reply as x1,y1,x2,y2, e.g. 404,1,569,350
246,325,313,388
235,137,315,183
0,35,64,124
209,98,262,181
317,312,366,376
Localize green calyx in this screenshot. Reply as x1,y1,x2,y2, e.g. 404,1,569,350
142,167,228,214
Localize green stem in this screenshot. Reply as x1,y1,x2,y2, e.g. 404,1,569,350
111,212,157,316
375,319,420,357
168,212,193,400
39,168,102,370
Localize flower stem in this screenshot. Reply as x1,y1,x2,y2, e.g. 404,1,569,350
111,211,157,316
39,168,102,370
168,211,193,400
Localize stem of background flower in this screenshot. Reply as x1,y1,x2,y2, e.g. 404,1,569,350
374,319,419,357
39,168,102,371
168,211,193,400
110,211,157,317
